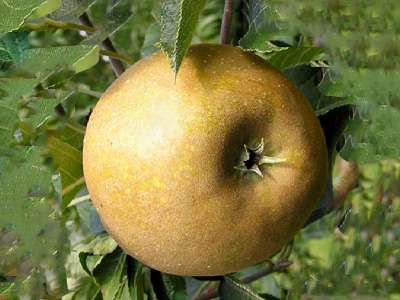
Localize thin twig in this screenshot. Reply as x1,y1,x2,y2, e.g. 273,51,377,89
242,260,292,284
79,13,125,77
192,260,292,300
99,49,134,64
333,157,359,208
220,0,234,44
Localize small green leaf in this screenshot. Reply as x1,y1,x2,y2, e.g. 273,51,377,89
266,46,324,70
76,234,118,256
49,0,97,22
160,0,207,74
83,0,133,45
19,45,99,79
239,0,281,52
72,45,100,73
218,275,264,300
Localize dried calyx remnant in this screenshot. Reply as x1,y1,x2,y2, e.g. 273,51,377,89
234,138,286,178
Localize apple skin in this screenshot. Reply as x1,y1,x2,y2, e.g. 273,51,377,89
83,44,328,276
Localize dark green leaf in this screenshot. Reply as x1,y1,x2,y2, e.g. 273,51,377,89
92,248,127,300
284,65,352,116
160,0,207,74
130,262,146,300
218,275,264,300
162,273,186,300
79,253,104,276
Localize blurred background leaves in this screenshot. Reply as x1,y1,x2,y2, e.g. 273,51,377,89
0,0,399,299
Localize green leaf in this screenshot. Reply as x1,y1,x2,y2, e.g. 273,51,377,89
266,46,324,70
49,0,97,22
218,275,264,300
160,0,207,74
19,45,99,79
239,0,281,52
0,0,47,32
0,32,29,64
83,0,133,45
29,0,62,19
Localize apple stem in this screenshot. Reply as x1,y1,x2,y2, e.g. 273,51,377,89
234,138,286,178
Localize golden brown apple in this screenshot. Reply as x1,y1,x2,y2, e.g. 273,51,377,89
83,44,328,276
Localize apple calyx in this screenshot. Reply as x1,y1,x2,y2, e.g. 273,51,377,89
234,138,286,178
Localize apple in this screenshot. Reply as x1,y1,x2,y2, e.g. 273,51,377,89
83,44,328,276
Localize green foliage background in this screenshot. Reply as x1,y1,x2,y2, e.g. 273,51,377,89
0,0,399,299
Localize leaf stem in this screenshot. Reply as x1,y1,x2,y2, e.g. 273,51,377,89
79,13,126,77
22,18,96,33
220,0,234,44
